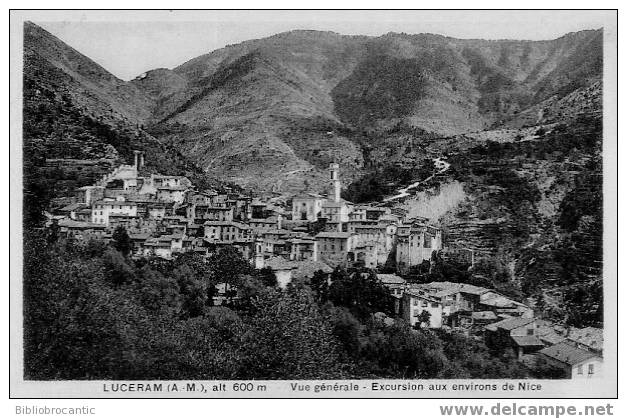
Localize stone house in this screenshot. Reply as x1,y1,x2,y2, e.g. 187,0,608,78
537,342,602,379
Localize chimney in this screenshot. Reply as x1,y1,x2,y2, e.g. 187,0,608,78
140,151,145,168
329,163,341,203
133,150,140,170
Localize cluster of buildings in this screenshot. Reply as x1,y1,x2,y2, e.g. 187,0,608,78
49,153,443,287
47,151,603,379
376,277,604,379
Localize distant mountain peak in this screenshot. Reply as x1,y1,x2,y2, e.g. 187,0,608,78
23,22,603,194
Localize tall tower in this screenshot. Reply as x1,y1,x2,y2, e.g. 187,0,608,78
133,150,145,171
133,150,141,170
329,163,341,203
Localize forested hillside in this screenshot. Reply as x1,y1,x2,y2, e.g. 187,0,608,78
23,22,226,228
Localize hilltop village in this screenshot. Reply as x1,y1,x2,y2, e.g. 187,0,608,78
49,151,442,279
47,152,603,379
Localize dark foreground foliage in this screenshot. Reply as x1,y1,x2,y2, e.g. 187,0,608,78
24,229,530,380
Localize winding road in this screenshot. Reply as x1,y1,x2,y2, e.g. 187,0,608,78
383,157,450,202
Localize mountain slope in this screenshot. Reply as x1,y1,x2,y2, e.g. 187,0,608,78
24,22,603,195
23,22,222,226
24,22,154,124
128,29,601,193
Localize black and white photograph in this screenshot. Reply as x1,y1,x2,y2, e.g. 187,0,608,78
9,9,618,399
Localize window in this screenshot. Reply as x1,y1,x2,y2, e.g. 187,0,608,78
577,365,583,375
526,328,534,336
430,303,438,308
421,301,428,307
588,364,594,375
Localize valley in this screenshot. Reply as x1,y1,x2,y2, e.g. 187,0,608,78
22,21,604,329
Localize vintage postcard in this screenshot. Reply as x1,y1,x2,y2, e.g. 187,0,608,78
9,9,618,399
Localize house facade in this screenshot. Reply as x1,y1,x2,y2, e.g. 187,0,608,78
537,342,603,379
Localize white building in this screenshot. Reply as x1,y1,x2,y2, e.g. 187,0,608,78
402,288,444,328
537,342,603,379
91,197,138,226
292,193,325,221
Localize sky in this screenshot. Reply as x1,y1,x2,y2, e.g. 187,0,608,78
28,10,615,81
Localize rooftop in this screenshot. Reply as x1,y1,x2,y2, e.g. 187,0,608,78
77,185,105,190
129,233,152,240
404,288,440,302
539,332,567,346
93,200,138,206
377,274,406,285
489,316,535,331
204,220,250,229
538,342,600,366
471,311,498,321
58,219,105,229
195,205,232,210
292,259,333,280
157,186,189,191
58,202,86,212
315,232,353,239
152,175,189,180
264,256,296,271
415,281,491,297
292,193,325,200
511,335,544,347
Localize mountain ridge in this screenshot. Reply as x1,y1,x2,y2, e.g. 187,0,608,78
24,22,603,194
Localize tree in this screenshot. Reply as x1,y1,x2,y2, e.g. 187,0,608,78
112,226,132,256
102,248,134,286
238,287,349,379
310,269,330,303
133,267,181,316
254,267,277,288
417,310,431,329
207,246,252,302
236,275,266,313
171,265,206,318
360,321,447,378
434,329,529,378
23,231,150,379
326,306,362,361
328,268,393,320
